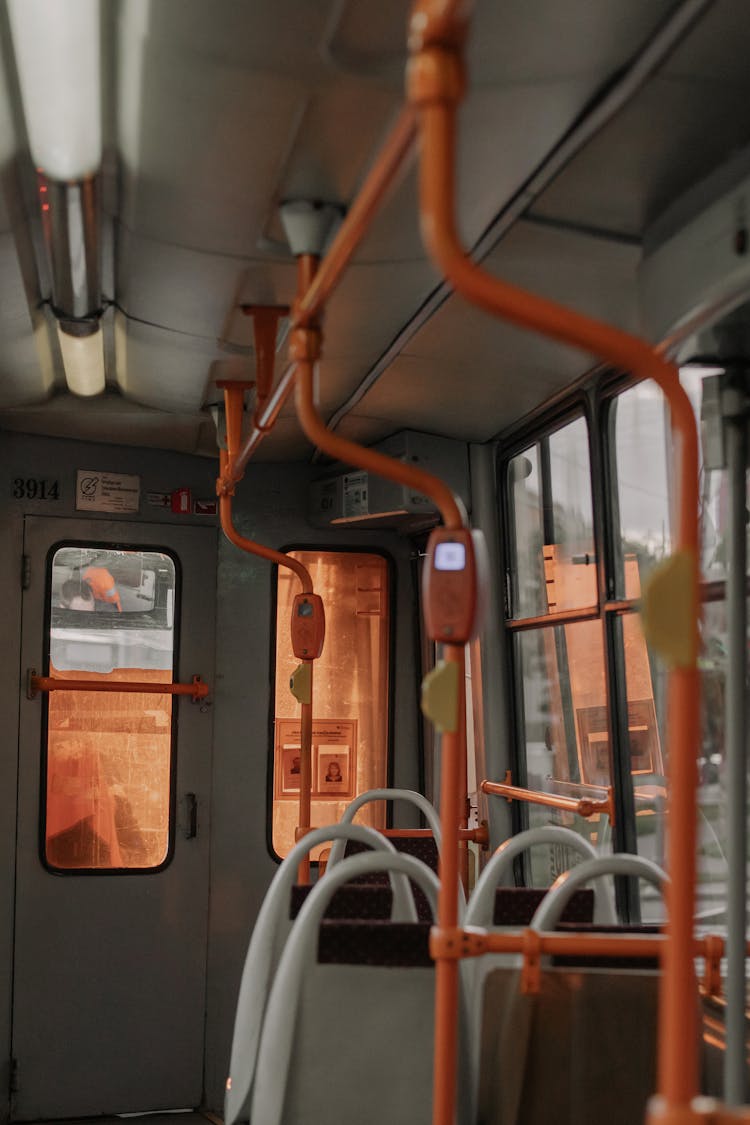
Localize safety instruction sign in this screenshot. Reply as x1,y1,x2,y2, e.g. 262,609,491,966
75,470,140,513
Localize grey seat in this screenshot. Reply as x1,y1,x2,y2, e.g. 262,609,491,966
250,849,450,1125
225,823,417,1125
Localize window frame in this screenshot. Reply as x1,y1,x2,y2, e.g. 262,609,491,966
40,538,182,877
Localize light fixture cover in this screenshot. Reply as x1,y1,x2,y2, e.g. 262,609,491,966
7,0,101,180
279,200,343,257
57,322,105,397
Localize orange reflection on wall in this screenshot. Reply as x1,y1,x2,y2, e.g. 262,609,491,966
273,553,390,859
46,666,172,869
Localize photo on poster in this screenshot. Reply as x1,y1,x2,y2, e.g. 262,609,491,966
316,745,351,796
281,744,302,793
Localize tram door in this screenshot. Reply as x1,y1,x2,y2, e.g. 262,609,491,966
12,517,216,1121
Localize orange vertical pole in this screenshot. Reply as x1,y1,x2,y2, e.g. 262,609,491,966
458,676,469,892
431,643,465,1125
297,686,314,885
407,5,701,1120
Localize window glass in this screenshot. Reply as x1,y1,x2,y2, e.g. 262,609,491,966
516,621,611,884
509,446,545,618
508,416,596,619
547,417,596,604
632,600,740,927
46,547,176,870
613,382,673,595
272,552,390,860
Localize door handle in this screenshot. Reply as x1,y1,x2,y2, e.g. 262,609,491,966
182,792,198,840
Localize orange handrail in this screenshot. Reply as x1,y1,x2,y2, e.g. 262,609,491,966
481,775,616,826
216,107,417,492
217,380,317,881
382,825,489,845
291,262,463,533
290,251,472,1102
430,926,741,996
408,5,701,1121
28,673,208,701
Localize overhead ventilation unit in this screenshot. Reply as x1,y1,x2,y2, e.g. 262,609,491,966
309,431,470,530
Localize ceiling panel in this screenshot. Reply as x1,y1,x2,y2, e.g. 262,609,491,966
532,75,750,239
0,0,734,455
661,0,750,82
114,314,220,412
117,46,307,256
0,391,215,455
343,222,639,440
117,0,338,80
343,351,574,441
531,3,750,238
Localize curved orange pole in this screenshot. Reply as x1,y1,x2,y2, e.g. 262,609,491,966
218,479,312,596
217,383,317,882
408,11,701,1122
290,253,471,1124
291,256,463,534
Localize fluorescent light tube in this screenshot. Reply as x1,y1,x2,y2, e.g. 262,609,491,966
7,0,101,180
57,322,105,397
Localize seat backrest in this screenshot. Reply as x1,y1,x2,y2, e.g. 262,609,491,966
250,850,447,1125
478,966,662,1125
344,833,439,872
462,826,604,1123
327,788,442,867
289,881,394,921
477,853,670,1125
328,787,467,918
466,826,606,928
492,886,593,927
341,835,439,919
225,823,417,1125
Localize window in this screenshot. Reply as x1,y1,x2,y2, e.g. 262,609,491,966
507,414,609,874
504,369,740,922
45,546,177,871
612,374,738,924
509,415,597,620
272,550,391,859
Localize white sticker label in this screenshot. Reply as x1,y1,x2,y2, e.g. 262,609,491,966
343,470,368,518
76,470,140,513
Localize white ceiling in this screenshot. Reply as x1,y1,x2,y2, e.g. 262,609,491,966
0,0,747,460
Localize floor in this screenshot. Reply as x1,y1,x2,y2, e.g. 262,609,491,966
31,1113,221,1125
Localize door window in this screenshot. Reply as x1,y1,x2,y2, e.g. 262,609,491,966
272,550,391,859
45,545,177,870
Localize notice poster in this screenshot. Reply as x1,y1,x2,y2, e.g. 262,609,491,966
274,718,357,799
76,470,140,513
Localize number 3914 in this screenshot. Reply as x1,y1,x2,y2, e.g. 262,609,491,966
12,478,60,501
